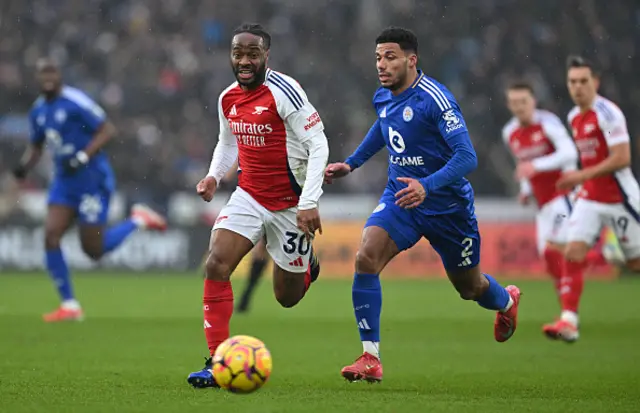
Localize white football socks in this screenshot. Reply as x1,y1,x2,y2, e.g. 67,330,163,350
61,299,81,310
561,310,579,327
500,296,514,313
362,341,380,359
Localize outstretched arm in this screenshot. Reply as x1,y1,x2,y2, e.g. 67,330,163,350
344,119,386,171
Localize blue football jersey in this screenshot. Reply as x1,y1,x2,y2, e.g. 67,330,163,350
371,71,475,214
29,86,114,190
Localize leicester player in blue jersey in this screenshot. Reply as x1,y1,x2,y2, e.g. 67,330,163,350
324,28,522,382
13,58,168,322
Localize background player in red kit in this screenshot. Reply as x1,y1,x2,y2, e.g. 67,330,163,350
550,56,640,342
187,23,329,388
503,82,578,311
503,82,613,338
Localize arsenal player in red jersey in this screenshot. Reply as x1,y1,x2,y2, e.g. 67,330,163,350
547,56,640,342
503,81,616,342
187,23,329,388
503,82,578,304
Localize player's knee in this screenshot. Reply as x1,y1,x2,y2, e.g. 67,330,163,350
204,251,232,281
44,229,63,250
565,242,588,263
355,249,383,274
82,245,104,261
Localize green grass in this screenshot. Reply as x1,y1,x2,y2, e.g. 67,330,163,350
1,273,640,412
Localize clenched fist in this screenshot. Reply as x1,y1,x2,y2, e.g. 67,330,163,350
196,176,217,202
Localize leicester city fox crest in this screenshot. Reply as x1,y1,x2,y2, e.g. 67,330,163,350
402,106,414,122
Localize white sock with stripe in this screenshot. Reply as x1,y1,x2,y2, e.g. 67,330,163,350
362,341,380,359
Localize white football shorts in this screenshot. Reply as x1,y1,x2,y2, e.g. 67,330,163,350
567,198,640,259
535,194,572,254
213,187,312,273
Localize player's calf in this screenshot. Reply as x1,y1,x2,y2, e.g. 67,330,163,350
272,267,309,308
202,229,254,356
272,246,320,308
79,227,106,261
447,266,520,342
43,205,79,316
449,268,489,301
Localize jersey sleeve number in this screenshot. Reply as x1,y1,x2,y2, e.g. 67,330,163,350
283,231,311,256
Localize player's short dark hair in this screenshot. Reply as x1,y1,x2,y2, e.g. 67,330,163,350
233,23,271,50
566,55,599,76
507,81,535,95
376,27,418,55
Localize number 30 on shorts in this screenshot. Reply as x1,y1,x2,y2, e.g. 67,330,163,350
283,231,311,255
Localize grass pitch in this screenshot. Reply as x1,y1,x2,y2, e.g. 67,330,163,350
0,273,639,412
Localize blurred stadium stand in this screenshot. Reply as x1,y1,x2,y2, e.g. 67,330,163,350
0,0,637,275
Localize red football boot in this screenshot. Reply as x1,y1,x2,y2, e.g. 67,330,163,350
543,319,579,343
131,204,167,231
341,352,383,383
494,285,521,342
43,307,84,322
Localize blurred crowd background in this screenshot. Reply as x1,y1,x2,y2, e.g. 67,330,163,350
1,0,639,212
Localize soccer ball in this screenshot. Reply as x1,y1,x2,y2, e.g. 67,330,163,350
212,335,272,393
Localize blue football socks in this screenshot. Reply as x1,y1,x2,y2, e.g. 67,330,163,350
352,273,382,358
45,248,74,301
476,273,511,311
103,219,138,254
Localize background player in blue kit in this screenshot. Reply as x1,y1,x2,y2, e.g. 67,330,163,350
13,58,168,322
324,27,522,382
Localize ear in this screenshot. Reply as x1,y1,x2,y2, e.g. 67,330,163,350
592,76,600,90
408,53,418,68
265,49,270,62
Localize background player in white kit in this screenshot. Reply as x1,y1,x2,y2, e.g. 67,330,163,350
549,56,640,342
187,23,329,388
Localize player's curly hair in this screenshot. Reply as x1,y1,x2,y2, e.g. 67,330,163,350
376,27,418,55
234,23,271,50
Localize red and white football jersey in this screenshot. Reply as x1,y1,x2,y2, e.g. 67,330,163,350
211,69,327,211
503,109,577,207
568,95,639,208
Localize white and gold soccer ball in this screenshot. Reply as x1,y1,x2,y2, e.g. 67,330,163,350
212,335,272,394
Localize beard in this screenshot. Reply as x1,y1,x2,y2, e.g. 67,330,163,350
233,61,267,89
382,63,409,91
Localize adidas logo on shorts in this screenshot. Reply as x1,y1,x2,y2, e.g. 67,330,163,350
289,257,304,267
